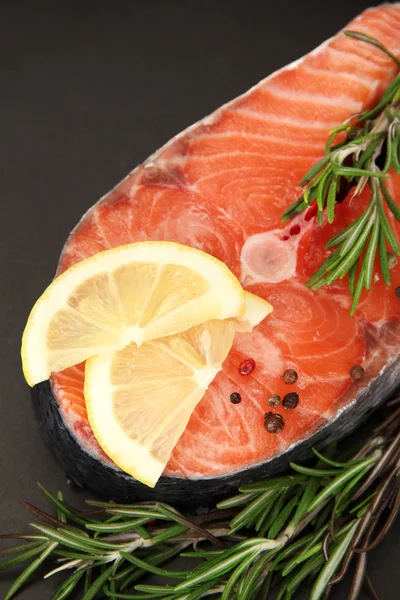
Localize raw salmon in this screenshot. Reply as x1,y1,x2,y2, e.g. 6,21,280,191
35,4,400,501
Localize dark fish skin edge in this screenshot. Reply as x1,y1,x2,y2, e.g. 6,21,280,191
33,356,400,506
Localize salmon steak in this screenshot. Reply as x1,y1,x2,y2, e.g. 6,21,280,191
35,4,400,503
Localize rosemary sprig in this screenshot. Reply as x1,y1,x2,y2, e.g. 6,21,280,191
1,397,400,599
282,31,400,314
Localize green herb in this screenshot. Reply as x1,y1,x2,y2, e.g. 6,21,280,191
282,31,400,314
1,397,399,599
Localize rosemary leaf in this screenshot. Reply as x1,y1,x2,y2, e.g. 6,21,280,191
311,219,372,290
238,554,272,600
57,525,124,551
307,455,377,512
255,498,277,533
104,508,163,519
174,545,259,592
350,268,366,316
49,536,111,558
281,197,309,222
120,551,187,579
0,540,44,560
299,155,331,187
0,542,48,572
108,590,175,599
353,134,385,169
53,550,102,561
333,465,374,519
82,565,114,600
378,228,391,285
268,496,299,539
326,177,337,223
324,213,375,284
363,216,380,290
86,517,155,533
239,474,306,492
305,249,341,288
344,30,400,69
350,493,377,516
380,179,400,221
366,75,400,121
216,491,258,509
282,529,328,576
180,550,222,558
348,263,357,295
184,579,224,600
120,545,187,590
56,492,68,525
51,569,85,600
391,133,400,174
1,395,400,600
4,542,58,600
316,170,332,224
311,449,364,470
84,568,92,593
375,183,400,254
310,519,360,600
330,163,387,180
325,124,354,153
259,490,287,537
228,489,275,532
338,203,374,257
37,484,88,527
134,584,177,595
383,124,395,173
287,478,319,533
270,533,315,571
325,217,363,248
279,553,325,599
280,34,400,311
221,552,257,600
289,464,343,478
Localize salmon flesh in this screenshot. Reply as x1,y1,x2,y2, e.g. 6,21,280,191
35,4,400,503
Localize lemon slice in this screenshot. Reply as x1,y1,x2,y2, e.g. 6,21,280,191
235,291,273,332
84,292,272,487
22,242,245,386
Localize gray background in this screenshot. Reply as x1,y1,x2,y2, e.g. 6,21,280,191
0,1,399,598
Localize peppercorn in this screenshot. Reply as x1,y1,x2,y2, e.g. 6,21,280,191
282,369,298,384
264,412,285,433
350,365,365,381
268,394,281,407
388,252,398,270
230,392,242,404
282,392,299,410
239,358,256,375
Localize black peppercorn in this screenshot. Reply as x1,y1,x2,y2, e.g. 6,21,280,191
282,392,299,410
264,412,285,433
395,286,400,299
282,369,298,384
230,392,242,404
350,365,364,381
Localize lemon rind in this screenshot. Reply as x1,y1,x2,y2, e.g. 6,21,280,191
22,241,245,386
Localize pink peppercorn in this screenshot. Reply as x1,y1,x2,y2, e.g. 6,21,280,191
239,358,256,375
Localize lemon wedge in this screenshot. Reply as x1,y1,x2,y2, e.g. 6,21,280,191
235,291,273,332
22,242,245,386
84,292,272,487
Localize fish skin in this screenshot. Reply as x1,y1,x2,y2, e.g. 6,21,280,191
35,353,400,504
34,4,400,498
